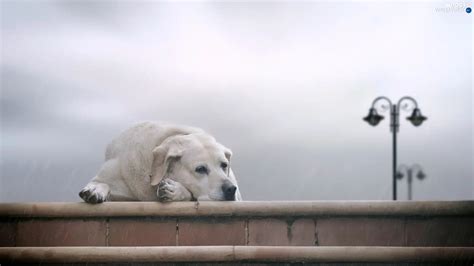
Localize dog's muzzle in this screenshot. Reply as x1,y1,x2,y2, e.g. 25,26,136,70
222,181,237,201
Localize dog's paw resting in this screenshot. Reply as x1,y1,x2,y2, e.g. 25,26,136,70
79,182,110,204
158,178,192,202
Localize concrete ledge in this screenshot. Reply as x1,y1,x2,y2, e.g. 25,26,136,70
2,201,473,247
1,201,473,218
0,246,473,263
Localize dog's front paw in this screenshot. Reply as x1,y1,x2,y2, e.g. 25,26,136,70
79,182,110,204
158,179,192,202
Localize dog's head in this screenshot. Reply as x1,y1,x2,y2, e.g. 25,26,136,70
150,133,239,201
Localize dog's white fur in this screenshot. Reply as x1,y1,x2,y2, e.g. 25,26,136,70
79,122,242,203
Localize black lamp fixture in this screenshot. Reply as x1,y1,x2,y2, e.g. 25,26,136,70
407,108,427,126
396,164,427,200
363,96,427,200
363,108,384,126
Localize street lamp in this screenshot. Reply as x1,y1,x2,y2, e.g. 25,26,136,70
363,96,427,200
396,164,426,200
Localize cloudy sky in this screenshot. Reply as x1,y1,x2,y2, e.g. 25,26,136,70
1,1,472,202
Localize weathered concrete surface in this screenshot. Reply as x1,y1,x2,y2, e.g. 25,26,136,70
0,201,473,217
0,246,473,263
1,201,473,247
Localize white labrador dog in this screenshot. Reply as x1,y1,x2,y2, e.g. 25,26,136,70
79,122,242,203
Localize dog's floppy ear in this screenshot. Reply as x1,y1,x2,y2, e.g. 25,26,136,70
221,145,232,176
216,142,232,163
150,140,183,186
224,147,232,162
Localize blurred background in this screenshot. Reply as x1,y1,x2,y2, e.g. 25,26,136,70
1,1,472,201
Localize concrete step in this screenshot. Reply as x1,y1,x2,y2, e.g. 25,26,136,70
0,246,473,264
0,201,473,264
1,201,473,247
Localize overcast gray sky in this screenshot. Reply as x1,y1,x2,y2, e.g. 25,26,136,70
1,1,472,202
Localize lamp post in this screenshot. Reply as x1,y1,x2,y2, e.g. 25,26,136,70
363,96,427,200
396,164,426,200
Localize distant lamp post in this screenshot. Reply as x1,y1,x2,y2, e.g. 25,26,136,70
363,96,427,200
396,164,426,200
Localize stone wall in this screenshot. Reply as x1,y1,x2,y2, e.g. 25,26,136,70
0,201,473,264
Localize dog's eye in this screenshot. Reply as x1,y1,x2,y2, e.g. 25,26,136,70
220,162,228,170
195,166,208,175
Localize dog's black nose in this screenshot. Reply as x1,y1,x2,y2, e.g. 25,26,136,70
222,182,237,201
